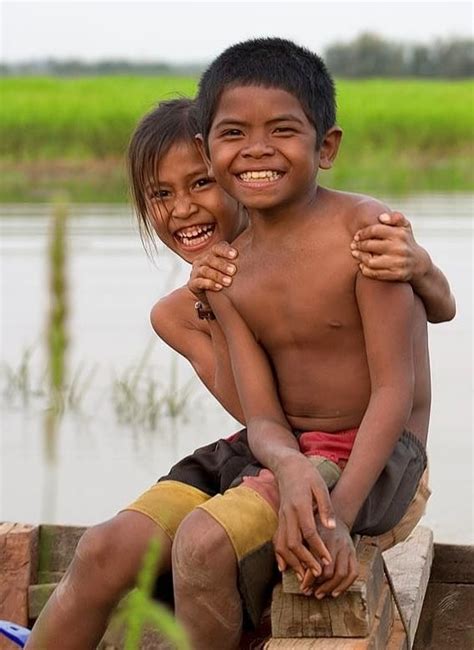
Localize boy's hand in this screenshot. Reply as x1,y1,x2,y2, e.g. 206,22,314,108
188,242,238,303
300,515,358,598
350,212,430,283
273,455,336,581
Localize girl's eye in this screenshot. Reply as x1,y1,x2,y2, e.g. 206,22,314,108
149,189,170,200
193,177,213,189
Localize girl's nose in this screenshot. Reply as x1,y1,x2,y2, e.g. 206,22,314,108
171,195,197,219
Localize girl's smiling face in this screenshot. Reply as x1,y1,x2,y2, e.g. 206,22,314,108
147,141,247,262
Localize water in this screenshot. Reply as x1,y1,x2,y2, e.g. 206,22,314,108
1,195,473,543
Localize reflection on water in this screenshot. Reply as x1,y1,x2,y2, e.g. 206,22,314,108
1,195,473,542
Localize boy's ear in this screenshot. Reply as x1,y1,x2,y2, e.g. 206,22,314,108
318,126,343,170
195,134,214,175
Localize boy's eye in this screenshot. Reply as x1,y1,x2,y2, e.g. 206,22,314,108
274,127,295,134
222,128,243,137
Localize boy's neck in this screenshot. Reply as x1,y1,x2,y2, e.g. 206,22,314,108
246,184,326,239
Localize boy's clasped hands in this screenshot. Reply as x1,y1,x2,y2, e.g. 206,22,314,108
272,452,358,600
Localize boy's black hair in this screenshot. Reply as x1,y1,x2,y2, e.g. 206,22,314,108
197,37,337,149
128,97,200,246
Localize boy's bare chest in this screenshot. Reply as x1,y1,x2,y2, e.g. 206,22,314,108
230,240,359,346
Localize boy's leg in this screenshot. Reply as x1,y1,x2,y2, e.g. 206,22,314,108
26,511,171,650
172,509,243,650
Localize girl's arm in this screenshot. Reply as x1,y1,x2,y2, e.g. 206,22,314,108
150,288,244,423
351,212,456,323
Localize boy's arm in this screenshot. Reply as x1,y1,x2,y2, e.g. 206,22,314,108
151,289,244,423
206,290,335,575
330,274,415,531
351,212,456,323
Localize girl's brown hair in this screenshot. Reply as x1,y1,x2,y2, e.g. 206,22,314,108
128,97,200,247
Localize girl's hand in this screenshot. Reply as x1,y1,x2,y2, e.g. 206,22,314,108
187,242,238,304
351,212,430,283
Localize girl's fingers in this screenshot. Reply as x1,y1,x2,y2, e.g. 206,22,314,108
213,241,238,259
193,265,234,286
351,239,389,255
380,211,411,228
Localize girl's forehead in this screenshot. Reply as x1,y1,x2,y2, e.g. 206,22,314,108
155,141,206,177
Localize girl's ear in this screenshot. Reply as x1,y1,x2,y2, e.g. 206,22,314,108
318,126,343,170
195,134,214,176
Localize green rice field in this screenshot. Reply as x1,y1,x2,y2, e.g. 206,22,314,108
1,76,473,201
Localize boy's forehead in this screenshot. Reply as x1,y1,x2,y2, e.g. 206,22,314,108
212,85,311,126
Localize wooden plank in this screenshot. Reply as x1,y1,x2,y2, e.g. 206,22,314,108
0,522,38,649
429,543,474,584
38,524,86,573
274,542,383,638
266,583,393,649
37,569,66,583
28,583,58,619
413,583,474,649
382,526,433,648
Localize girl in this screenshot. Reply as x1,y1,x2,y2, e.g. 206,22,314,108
26,98,454,650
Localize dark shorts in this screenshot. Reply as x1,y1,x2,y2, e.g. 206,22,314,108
125,428,427,627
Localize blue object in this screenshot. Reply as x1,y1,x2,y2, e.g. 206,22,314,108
0,621,31,647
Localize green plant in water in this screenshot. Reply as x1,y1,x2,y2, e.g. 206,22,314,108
0,346,38,406
118,538,190,650
112,344,194,430
47,200,68,402
161,356,194,420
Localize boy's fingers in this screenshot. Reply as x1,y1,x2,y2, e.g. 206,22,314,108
311,487,336,530
332,556,359,597
315,552,347,599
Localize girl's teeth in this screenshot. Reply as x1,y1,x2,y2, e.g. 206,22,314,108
177,226,214,247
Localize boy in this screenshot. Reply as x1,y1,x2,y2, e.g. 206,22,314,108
184,37,434,645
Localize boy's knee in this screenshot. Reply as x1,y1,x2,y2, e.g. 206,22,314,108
173,509,236,586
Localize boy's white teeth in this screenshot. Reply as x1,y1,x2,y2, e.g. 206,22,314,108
239,170,281,182
175,223,214,246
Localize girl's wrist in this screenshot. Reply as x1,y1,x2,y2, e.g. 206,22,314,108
412,245,432,290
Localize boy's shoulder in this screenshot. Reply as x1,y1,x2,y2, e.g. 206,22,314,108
323,187,392,234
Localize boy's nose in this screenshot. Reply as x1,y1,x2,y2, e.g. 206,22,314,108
171,195,198,219
241,139,275,159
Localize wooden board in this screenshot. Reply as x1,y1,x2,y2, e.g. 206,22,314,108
382,526,433,649
0,523,39,650
28,583,58,619
38,524,86,573
265,583,393,649
274,542,383,638
413,540,474,650
429,543,474,584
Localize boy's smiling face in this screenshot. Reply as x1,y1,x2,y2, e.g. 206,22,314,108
204,85,328,213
